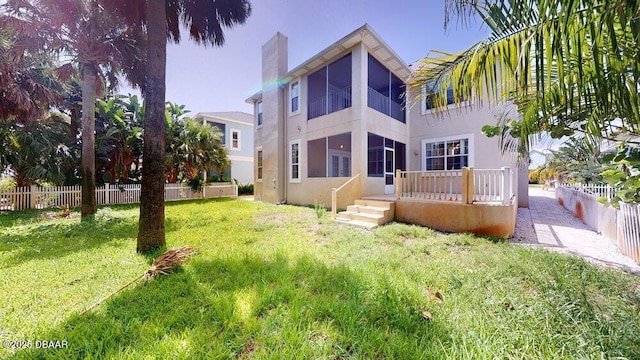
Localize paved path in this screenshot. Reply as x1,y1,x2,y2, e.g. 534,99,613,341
511,187,640,275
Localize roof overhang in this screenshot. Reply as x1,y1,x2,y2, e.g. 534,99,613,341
283,24,411,83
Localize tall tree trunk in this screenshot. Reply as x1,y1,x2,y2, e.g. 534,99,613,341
137,0,167,252
81,64,97,218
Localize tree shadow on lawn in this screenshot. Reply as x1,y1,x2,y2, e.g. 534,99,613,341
11,254,446,359
0,206,140,268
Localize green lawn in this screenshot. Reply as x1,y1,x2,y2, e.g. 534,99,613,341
1,198,639,359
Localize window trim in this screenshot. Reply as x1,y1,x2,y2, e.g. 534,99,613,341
289,79,301,116
289,139,301,183
230,128,240,150
421,134,474,171
256,148,263,182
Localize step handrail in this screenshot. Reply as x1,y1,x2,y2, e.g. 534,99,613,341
331,174,360,220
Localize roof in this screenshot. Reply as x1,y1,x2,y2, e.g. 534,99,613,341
284,24,410,82
193,111,254,126
245,24,412,104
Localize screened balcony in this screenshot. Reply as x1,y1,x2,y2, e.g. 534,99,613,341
307,53,352,120
367,54,405,123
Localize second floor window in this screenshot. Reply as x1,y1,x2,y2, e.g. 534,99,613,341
290,81,300,114
231,129,240,150
257,100,263,126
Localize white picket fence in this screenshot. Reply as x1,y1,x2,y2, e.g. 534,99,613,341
0,183,238,211
558,183,639,263
565,182,617,201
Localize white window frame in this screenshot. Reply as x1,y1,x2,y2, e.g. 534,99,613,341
289,139,301,183
420,84,470,115
289,79,301,116
230,129,240,150
421,133,474,171
256,147,263,182
257,100,263,127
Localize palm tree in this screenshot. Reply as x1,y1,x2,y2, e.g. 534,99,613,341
411,0,640,158
2,0,144,218
0,26,64,126
0,114,76,187
102,0,252,252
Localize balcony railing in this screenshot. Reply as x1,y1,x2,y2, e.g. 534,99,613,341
308,86,352,120
396,167,513,205
367,87,405,123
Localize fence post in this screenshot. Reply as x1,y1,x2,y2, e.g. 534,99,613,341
461,168,474,204
30,184,37,209
501,167,511,205
104,183,110,205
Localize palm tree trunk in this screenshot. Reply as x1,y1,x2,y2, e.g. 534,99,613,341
137,0,167,252
81,64,97,218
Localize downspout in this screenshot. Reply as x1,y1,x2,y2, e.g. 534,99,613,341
282,83,288,204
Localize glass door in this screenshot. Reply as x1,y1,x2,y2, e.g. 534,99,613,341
384,147,395,194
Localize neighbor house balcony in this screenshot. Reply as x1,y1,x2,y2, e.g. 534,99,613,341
308,86,352,120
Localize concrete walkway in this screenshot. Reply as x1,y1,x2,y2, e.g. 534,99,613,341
511,187,640,275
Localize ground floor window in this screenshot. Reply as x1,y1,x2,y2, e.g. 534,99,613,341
307,132,351,178
367,133,406,177
422,135,472,170
257,150,263,180
289,140,300,182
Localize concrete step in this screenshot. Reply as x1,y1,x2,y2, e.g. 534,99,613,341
337,210,384,222
335,217,378,229
346,204,388,216
354,199,394,210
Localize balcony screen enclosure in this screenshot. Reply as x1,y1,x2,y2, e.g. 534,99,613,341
308,132,352,178
367,54,405,122
307,53,352,120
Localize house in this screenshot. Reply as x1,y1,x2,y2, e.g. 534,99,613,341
245,24,529,237
193,111,254,184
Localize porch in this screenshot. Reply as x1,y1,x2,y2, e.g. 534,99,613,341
332,167,517,237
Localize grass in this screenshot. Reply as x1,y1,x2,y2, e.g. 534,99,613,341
1,198,639,359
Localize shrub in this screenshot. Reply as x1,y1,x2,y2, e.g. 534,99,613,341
314,201,327,220
0,177,16,191
237,183,254,195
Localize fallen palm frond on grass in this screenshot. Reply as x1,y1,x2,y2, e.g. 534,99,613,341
80,246,199,315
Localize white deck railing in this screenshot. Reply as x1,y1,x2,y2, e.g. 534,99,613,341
0,183,238,211
396,167,513,205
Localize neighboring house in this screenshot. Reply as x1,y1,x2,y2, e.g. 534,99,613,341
245,24,529,237
193,111,254,184
529,149,553,169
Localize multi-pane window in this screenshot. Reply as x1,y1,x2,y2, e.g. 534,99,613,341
257,150,263,180
290,141,300,181
257,100,263,126
290,81,300,114
231,129,240,150
423,84,463,112
423,138,469,170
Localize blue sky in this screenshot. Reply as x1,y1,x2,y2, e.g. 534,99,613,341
120,0,489,115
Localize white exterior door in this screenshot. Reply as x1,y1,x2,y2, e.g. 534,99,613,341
384,147,395,194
